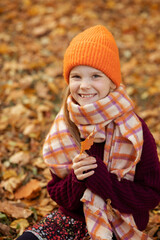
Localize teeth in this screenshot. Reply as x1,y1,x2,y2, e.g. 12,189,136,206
81,94,95,98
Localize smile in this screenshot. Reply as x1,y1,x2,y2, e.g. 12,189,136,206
79,94,96,98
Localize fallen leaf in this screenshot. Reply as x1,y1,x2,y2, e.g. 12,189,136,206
147,225,159,239
139,108,160,120
15,179,41,200
2,169,17,180
36,205,55,217
0,223,11,236
10,219,29,236
0,0,160,238
1,176,25,193
23,123,37,135
9,151,30,166
39,198,50,207
33,157,46,169
0,201,32,218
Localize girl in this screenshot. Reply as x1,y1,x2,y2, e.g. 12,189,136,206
17,25,160,240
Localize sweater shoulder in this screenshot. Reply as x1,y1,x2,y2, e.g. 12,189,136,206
136,114,159,167
137,115,156,144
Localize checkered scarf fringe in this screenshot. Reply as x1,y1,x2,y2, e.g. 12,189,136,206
43,84,150,240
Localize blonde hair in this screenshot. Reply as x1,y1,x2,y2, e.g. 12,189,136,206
62,86,81,149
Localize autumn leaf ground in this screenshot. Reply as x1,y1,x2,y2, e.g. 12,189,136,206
0,0,160,239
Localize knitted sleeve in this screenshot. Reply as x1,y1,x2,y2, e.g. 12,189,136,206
47,169,86,211
86,118,160,214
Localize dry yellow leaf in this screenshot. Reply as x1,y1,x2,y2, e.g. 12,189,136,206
10,219,29,235
2,169,17,180
36,205,55,217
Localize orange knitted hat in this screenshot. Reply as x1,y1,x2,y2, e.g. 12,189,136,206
63,25,122,87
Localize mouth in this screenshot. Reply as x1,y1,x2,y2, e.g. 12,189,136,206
79,94,97,98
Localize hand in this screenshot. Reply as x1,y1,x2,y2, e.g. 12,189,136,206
72,153,97,181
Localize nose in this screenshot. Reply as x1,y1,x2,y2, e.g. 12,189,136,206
80,78,91,89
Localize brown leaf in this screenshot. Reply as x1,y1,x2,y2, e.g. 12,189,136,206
0,223,11,236
147,225,159,239
0,201,32,218
15,179,41,200
1,176,25,193
33,157,47,169
9,151,30,166
139,108,159,120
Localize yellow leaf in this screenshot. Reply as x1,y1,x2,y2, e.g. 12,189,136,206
36,205,55,217
10,219,29,235
2,169,17,180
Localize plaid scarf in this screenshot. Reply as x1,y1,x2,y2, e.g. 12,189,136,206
43,85,150,239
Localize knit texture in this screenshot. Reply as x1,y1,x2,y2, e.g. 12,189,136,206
47,117,160,232
63,25,121,87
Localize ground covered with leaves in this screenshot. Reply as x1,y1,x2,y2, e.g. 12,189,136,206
0,0,160,239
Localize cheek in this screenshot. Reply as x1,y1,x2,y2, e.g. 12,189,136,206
69,83,78,95
99,85,110,97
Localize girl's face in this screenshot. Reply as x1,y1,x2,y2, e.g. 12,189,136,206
69,65,116,106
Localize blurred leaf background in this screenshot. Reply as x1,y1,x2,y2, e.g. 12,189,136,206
0,0,160,239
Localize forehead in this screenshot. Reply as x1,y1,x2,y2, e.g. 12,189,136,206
70,65,102,74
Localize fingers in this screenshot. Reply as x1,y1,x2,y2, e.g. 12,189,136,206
76,170,95,181
73,153,88,163
72,154,97,181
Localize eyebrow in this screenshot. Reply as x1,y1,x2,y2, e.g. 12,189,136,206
70,71,103,75
92,71,102,74
70,72,80,75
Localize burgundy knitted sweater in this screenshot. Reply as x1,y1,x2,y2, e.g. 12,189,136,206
47,117,160,231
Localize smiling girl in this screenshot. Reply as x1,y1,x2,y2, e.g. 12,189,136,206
69,65,116,106
17,25,160,240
